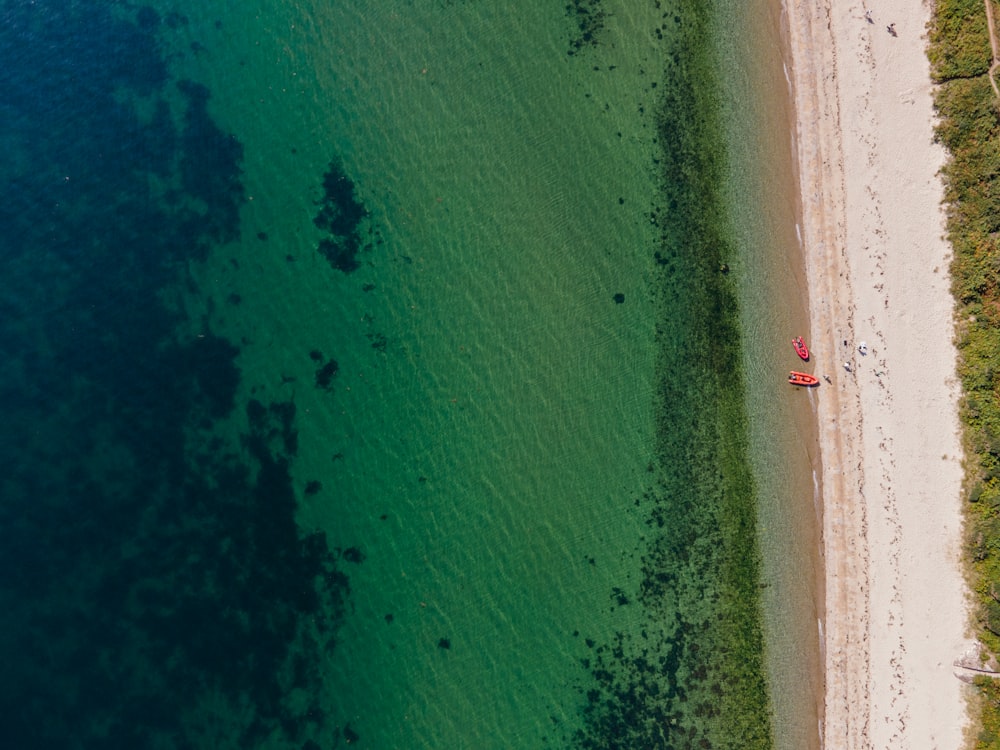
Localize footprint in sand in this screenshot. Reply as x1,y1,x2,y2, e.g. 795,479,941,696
898,88,915,104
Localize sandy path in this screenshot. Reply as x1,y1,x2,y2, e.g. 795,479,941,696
783,1,972,748
984,0,1000,98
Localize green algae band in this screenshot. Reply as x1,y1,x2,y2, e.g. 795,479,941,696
570,1,774,745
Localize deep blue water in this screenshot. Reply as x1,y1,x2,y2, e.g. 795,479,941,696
0,4,348,747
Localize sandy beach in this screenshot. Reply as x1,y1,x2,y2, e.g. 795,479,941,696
783,0,972,747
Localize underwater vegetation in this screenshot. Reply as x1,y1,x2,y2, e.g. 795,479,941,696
313,161,379,273
566,2,772,748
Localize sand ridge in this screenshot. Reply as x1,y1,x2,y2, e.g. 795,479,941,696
782,1,972,748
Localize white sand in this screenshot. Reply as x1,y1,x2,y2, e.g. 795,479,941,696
783,0,973,747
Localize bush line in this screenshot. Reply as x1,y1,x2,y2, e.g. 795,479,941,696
930,0,1000,745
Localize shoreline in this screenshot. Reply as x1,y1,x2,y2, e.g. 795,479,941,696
782,1,972,747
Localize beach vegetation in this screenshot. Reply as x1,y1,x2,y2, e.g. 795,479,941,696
930,0,1000,745
928,0,991,81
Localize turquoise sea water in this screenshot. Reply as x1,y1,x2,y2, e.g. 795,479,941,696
0,1,820,748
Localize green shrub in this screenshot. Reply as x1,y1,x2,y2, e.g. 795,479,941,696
929,0,992,81
929,1,1000,745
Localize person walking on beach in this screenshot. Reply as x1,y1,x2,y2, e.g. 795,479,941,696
865,9,873,23
887,23,897,36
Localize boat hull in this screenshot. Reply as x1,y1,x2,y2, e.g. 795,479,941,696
788,370,819,387
792,336,809,361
